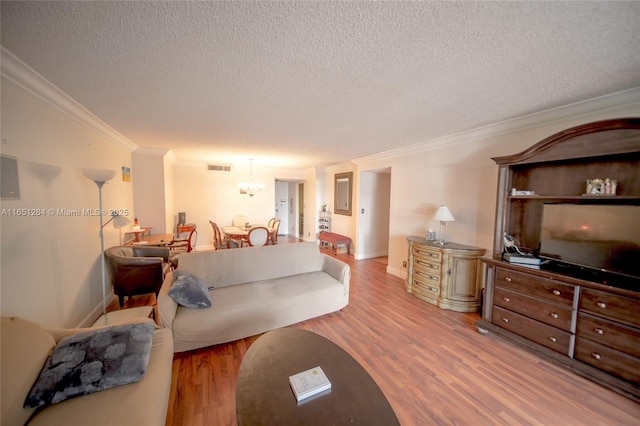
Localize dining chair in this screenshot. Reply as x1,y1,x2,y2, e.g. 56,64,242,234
270,219,281,245
247,226,270,247
232,215,249,227
210,220,233,249
267,217,276,229
168,226,197,268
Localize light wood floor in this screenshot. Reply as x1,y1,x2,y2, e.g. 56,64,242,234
113,238,640,425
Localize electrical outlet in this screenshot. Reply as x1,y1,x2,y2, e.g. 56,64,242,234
402,261,407,268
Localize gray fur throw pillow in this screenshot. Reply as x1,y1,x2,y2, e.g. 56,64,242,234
24,322,154,408
168,270,212,309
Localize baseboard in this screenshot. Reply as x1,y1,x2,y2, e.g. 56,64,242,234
354,249,388,260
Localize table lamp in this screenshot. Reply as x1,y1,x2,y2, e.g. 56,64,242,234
433,205,455,246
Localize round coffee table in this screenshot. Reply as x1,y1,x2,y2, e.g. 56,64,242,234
236,328,399,425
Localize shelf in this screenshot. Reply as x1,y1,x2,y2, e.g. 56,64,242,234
509,195,640,201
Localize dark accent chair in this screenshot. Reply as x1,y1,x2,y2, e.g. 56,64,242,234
105,245,171,307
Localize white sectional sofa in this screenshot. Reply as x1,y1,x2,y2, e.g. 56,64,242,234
158,242,350,352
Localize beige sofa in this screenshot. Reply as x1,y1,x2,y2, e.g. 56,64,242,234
1,316,173,426
158,242,350,352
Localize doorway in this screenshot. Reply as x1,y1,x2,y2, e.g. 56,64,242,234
298,183,304,237
274,181,289,236
356,168,391,262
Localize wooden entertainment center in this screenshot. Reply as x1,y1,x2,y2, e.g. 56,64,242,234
475,118,640,401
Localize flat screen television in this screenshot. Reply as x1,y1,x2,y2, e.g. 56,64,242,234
538,204,640,281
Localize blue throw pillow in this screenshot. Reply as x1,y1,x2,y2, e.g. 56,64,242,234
24,322,154,408
169,270,212,309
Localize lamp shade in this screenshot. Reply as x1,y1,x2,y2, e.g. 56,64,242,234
82,168,116,183
434,206,455,222
112,214,131,229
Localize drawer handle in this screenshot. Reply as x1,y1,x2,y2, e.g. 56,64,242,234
550,313,559,319
416,271,438,281
594,328,604,335
591,353,602,361
502,317,509,323
548,336,557,343
596,302,607,309
502,297,511,303
504,277,512,282
416,260,436,269
552,290,561,296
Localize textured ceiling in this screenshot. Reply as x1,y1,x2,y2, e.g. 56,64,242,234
2,1,639,169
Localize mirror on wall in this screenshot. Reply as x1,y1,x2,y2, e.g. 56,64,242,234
334,172,353,216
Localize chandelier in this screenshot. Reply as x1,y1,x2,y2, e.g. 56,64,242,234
238,158,264,197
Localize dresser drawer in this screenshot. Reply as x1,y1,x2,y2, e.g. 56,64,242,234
492,306,572,355
411,279,439,301
577,312,640,357
413,256,441,275
495,267,576,307
413,265,440,286
494,286,574,332
413,246,442,262
580,288,640,328
574,337,640,384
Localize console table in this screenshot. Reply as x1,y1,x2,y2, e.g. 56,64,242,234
406,236,485,312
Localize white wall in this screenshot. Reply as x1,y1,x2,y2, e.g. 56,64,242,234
0,76,134,328
132,149,169,233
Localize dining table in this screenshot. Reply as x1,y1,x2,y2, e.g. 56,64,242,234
222,225,270,248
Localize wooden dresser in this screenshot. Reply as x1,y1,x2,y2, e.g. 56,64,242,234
476,118,640,401
491,265,577,356
576,288,640,384
406,236,485,312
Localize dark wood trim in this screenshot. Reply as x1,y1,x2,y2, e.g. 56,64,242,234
492,118,640,165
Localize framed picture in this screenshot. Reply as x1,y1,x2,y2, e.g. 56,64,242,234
122,166,131,182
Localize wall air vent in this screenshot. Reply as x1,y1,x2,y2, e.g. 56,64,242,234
207,164,231,172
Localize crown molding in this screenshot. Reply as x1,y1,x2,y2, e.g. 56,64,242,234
1,46,137,151
353,87,640,166
325,161,357,173
133,146,171,157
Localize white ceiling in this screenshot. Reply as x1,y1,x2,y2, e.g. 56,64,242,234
2,1,639,169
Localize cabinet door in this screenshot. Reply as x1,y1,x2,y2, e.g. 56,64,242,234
446,253,481,301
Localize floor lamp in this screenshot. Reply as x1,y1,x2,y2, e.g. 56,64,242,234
434,205,455,246
83,168,130,325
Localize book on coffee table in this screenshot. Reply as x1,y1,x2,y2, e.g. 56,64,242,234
289,366,331,402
